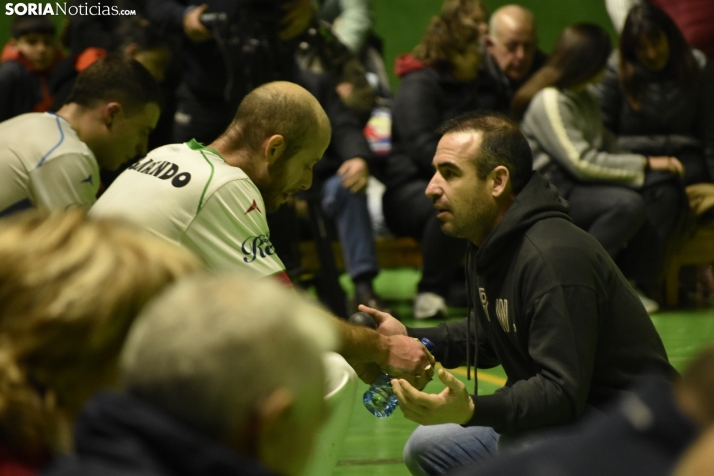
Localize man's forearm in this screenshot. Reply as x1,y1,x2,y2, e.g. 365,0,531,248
334,316,388,365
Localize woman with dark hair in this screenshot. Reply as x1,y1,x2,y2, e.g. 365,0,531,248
382,0,505,319
518,23,685,312
594,3,714,187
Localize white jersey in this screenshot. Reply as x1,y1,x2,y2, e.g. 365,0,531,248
0,113,99,216
91,140,287,279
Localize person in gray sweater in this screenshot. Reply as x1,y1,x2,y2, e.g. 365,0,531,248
516,23,685,310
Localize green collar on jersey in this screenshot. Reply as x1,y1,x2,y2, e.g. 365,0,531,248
187,139,223,159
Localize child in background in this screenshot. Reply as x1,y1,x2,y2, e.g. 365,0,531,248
0,15,63,121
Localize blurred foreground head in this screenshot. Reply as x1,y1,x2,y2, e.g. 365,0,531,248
0,209,201,456
120,274,340,476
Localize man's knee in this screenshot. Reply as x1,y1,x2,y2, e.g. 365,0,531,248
322,175,366,217
403,424,499,476
404,425,441,476
616,191,646,219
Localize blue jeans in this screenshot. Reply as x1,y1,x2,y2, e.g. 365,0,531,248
403,424,500,476
321,175,378,280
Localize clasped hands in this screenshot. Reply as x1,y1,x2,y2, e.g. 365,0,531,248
357,305,475,425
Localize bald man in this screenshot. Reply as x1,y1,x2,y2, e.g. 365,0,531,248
91,80,435,386
485,5,547,104
91,81,331,284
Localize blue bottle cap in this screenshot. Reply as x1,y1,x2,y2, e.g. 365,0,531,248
420,337,435,352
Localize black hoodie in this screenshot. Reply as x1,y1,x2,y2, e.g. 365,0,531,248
43,391,277,476
409,172,675,435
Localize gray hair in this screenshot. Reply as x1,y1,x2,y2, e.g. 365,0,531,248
119,273,339,439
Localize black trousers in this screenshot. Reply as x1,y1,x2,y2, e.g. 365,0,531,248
547,169,684,288
172,85,235,145
383,180,467,298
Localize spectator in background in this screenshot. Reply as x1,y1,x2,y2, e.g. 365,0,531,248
384,0,506,319
517,23,685,313
0,15,63,121
0,55,161,217
317,0,373,55
649,0,714,64
0,209,201,475
50,16,173,110
606,0,714,63
299,71,390,311
44,273,339,476
594,3,714,187
483,5,546,108
144,0,314,144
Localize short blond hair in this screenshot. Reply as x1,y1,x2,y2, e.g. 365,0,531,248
0,209,202,455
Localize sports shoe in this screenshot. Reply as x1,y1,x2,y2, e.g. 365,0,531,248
633,286,660,314
353,289,392,315
414,292,448,320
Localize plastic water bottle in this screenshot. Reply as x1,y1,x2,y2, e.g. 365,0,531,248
363,337,435,418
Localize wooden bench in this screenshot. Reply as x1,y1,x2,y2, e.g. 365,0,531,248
299,236,422,273
665,226,714,307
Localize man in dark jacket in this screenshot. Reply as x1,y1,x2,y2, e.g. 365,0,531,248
360,112,675,476
44,274,341,476
482,5,546,106
300,71,387,311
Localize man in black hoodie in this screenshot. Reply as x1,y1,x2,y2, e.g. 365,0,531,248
359,112,675,476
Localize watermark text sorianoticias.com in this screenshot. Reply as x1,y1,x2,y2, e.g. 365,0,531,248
5,3,137,16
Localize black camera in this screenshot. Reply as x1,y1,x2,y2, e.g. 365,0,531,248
194,2,294,103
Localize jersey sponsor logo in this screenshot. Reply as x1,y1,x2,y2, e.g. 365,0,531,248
242,234,277,263
245,200,262,215
80,174,94,185
496,298,510,333
479,287,491,322
129,158,192,188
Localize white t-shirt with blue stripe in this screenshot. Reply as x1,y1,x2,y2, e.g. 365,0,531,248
0,112,99,216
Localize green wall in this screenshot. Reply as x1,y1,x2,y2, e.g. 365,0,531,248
372,0,617,91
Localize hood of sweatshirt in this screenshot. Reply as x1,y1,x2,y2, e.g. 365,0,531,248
473,172,571,271
394,53,428,78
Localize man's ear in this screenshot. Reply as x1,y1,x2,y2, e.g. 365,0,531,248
485,34,495,49
255,388,294,462
264,135,287,164
490,165,511,198
101,102,123,130
235,387,293,460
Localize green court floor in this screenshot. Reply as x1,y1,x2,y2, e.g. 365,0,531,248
331,269,714,476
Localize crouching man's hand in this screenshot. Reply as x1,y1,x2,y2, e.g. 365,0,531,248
392,368,475,425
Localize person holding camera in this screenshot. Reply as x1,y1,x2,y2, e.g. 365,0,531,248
144,0,314,144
